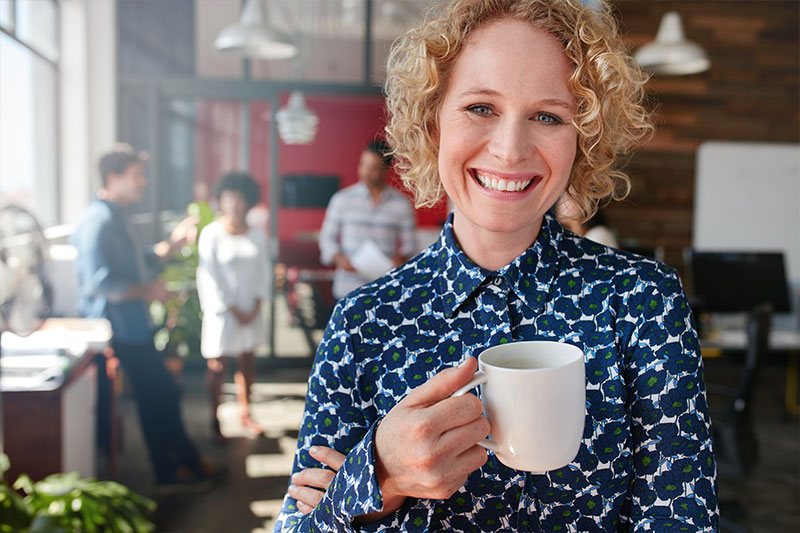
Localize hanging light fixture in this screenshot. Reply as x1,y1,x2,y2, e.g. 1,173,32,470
634,12,710,76
215,0,298,60
276,91,319,145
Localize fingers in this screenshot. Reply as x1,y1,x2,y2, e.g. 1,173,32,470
172,215,201,244
436,414,491,457
402,357,478,408
287,446,345,515
456,443,490,476
292,467,336,492
296,500,314,515
426,393,485,433
178,214,201,230
287,483,325,514
309,446,346,471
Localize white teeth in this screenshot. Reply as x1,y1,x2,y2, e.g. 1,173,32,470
474,172,533,192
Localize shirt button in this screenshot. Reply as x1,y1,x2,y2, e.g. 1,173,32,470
491,277,503,286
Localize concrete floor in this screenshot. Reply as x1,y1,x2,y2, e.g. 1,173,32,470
109,298,799,532
110,294,318,533
113,366,310,533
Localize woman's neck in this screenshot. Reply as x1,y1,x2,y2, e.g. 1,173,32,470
451,211,542,271
220,215,247,235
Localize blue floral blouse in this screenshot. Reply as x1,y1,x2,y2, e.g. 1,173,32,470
274,212,718,532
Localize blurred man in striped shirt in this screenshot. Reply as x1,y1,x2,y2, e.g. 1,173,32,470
319,140,416,300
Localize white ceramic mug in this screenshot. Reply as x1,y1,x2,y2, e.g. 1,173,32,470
453,340,586,472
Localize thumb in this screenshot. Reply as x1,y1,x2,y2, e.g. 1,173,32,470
403,357,478,408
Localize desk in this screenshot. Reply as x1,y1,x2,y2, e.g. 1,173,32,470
1,318,112,482
700,311,800,351
700,315,800,414
701,328,800,352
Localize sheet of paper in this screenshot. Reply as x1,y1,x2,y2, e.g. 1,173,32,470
349,239,394,282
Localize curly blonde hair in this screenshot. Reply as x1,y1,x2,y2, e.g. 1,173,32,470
385,0,653,219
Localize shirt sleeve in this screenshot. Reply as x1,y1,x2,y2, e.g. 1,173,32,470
143,247,165,279
273,302,387,532
318,193,342,266
196,226,236,312
623,269,719,531
397,196,417,258
74,217,132,303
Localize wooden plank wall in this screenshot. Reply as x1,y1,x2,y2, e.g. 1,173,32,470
609,1,799,271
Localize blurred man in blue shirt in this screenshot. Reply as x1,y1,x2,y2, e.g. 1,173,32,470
72,143,211,489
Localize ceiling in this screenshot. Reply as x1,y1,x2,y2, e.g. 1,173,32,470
195,0,435,83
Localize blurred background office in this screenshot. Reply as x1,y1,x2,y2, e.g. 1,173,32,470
0,1,797,532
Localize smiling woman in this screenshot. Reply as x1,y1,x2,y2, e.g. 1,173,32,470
274,1,716,532
434,19,579,270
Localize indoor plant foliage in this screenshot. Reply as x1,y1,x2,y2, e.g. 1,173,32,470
0,454,155,533
151,201,215,360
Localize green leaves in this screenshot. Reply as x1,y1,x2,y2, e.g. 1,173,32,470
0,455,155,533
151,203,215,359
0,454,10,478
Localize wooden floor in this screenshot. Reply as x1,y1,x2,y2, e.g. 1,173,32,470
111,351,799,533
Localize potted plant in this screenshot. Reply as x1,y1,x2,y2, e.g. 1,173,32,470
151,201,215,378
0,453,156,533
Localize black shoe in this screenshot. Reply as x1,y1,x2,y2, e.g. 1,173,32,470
199,459,228,483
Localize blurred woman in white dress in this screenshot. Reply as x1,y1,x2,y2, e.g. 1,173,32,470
197,172,270,438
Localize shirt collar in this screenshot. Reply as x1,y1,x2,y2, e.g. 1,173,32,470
433,210,563,317
354,181,394,204
97,196,126,216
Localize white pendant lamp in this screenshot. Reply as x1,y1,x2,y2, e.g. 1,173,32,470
276,91,319,145
215,0,297,60
634,12,710,76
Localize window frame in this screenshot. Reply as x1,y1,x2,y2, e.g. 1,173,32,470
0,0,60,224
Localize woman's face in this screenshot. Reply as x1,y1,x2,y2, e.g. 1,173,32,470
437,17,578,247
219,189,249,221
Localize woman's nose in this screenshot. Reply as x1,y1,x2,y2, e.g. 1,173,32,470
487,117,536,165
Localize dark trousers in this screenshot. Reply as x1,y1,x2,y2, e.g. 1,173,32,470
112,340,202,483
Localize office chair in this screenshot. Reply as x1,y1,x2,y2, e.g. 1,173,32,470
706,303,772,531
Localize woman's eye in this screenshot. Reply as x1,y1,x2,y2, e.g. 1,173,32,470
534,112,564,125
467,104,492,116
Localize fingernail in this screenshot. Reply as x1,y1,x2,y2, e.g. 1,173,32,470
309,446,319,455
291,473,298,481
459,358,471,368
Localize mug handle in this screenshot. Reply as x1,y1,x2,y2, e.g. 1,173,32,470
451,370,500,453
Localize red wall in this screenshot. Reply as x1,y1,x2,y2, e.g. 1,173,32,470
249,94,447,243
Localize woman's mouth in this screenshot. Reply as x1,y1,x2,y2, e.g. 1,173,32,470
472,170,539,193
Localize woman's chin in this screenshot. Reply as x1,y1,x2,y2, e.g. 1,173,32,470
457,209,543,241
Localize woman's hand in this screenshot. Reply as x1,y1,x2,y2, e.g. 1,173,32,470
288,446,346,514
371,357,490,516
245,300,262,324
229,306,251,325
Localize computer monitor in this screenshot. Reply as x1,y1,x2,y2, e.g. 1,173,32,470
687,250,792,313
282,175,340,208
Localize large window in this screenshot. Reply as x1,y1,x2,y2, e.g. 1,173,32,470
0,0,59,225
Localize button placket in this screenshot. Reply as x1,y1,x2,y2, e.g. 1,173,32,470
480,280,512,347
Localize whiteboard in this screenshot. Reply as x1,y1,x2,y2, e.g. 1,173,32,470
693,141,800,286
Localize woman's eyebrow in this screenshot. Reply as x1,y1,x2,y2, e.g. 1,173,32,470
458,89,574,111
